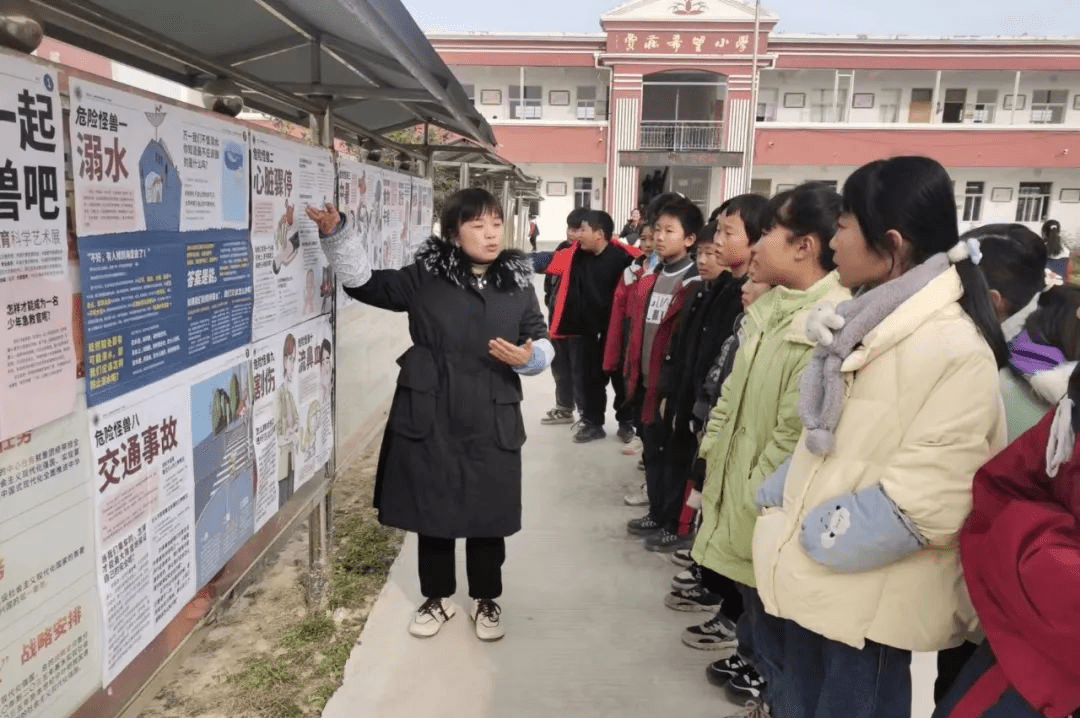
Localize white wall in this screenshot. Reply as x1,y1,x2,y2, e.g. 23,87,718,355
759,69,1080,127
450,65,611,125
523,162,607,244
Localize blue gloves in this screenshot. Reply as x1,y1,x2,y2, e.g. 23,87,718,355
799,484,926,573
755,457,791,510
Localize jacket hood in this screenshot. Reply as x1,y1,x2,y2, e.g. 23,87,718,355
1029,361,1078,406
749,271,847,345
415,237,532,292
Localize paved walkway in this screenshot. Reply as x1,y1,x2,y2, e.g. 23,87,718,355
323,359,938,718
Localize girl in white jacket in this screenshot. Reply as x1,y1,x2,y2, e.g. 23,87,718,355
751,157,1008,718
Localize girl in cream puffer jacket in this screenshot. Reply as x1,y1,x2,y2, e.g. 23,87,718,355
751,157,1009,718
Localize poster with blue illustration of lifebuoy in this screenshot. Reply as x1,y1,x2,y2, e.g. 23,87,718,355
68,79,252,407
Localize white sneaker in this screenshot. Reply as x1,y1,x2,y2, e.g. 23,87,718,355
621,436,643,455
408,597,456,637
470,598,505,641
623,482,649,506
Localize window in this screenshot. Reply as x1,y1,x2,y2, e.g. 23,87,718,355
909,88,933,123
1031,89,1068,124
756,88,779,122
576,86,608,120
810,89,848,122
1016,182,1052,222
462,84,475,103
877,90,901,123
962,181,984,222
942,89,967,123
806,179,838,190
573,177,592,209
509,85,542,119
972,90,998,123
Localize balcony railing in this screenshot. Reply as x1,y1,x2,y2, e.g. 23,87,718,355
639,121,725,151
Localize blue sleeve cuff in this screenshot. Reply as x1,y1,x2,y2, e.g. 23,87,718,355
756,456,791,509
513,338,554,376
799,484,926,572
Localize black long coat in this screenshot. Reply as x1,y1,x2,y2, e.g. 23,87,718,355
345,238,548,538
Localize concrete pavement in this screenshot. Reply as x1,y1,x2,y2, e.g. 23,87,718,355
322,357,938,718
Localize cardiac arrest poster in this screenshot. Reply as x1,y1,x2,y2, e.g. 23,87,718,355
89,379,197,683
0,55,78,438
250,134,334,341
0,403,103,718
68,78,252,407
250,317,332,530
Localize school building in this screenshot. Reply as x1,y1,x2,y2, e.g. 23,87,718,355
429,0,1080,238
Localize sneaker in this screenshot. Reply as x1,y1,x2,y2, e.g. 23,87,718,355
724,702,770,718
664,585,723,612
617,422,636,443
645,528,694,553
627,514,662,536
706,654,754,687
682,610,738,650
623,483,649,507
671,563,702,591
469,598,505,641
636,457,645,471
670,548,694,567
725,666,767,705
621,436,643,455
408,597,456,637
541,406,575,425
573,422,607,443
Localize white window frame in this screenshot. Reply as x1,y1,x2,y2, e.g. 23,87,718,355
756,88,779,122
962,181,984,222
810,89,848,123
878,89,902,123
509,85,543,120
1031,89,1067,124
972,89,998,124
573,177,593,210
1016,182,1052,222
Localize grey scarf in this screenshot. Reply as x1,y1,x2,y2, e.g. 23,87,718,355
799,254,950,456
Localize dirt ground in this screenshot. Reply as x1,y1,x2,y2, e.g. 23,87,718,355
138,439,403,718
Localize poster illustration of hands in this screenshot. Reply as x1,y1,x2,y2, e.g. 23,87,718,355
0,55,78,438
0,401,103,718
68,78,252,407
251,316,332,530
250,134,334,341
89,377,197,683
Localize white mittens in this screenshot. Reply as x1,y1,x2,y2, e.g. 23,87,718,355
1046,397,1075,479
319,217,372,288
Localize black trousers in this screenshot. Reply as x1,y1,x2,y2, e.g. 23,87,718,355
934,640,979,705
641,420,698,532
550,337,577,411
569,333,633,427
700,566,745,621
417,535,505,600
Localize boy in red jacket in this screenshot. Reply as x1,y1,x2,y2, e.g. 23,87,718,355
605,196,704,544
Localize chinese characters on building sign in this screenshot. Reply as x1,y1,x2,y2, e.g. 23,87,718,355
619,32,754,54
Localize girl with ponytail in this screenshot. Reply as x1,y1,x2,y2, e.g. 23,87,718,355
750,157,1007,718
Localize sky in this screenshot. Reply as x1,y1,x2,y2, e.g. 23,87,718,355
403,0,1080,37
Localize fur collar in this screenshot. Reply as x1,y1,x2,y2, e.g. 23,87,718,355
415,237,532,291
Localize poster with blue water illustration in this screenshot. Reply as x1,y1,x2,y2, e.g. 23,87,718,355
188,348,254,589
68,79,253,406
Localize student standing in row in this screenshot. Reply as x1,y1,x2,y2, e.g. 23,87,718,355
753,157,1007,718
540,210,587,427
692,184,850,708
537,210,640,442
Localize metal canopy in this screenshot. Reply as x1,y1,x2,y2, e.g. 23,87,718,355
28,0,496,151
